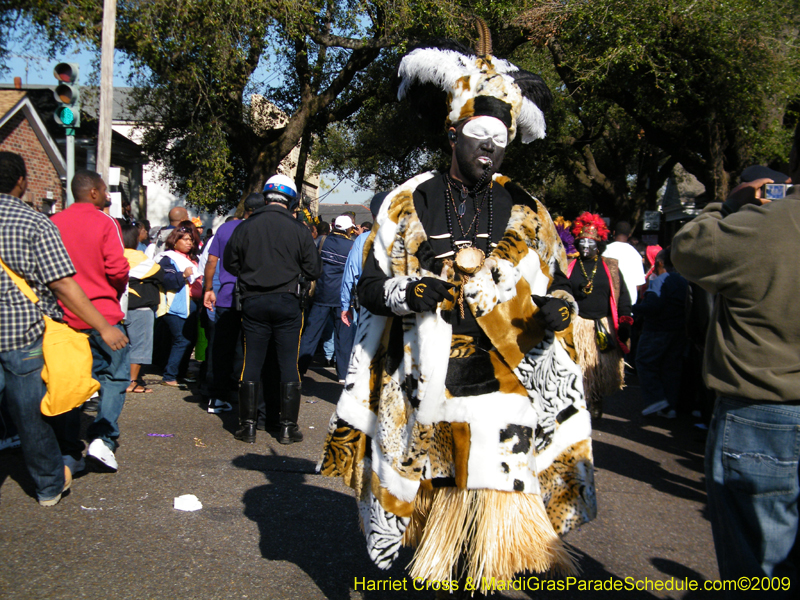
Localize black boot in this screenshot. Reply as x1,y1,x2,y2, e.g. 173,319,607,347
279,381,303,444
235,381,258,443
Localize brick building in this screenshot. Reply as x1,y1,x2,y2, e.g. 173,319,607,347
0,90,66,213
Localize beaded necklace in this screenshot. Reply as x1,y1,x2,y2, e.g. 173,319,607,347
578,255,600,295
443,172,493,253
443,172,494,317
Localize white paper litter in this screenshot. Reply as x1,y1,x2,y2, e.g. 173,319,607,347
173,494,203,511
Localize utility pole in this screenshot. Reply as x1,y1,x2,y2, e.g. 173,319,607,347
96,0,117,181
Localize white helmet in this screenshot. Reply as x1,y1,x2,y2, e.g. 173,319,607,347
263,174,298,202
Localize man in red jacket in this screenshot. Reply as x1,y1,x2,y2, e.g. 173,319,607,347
52,170,130,471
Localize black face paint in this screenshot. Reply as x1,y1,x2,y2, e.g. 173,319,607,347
577,238,599,260
452,122,506,187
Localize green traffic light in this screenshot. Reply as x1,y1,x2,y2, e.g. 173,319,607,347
57,106,75,126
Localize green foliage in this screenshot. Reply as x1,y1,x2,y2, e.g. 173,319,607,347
5,0,550,212
317,0,800,219
550,0,800,200
6,0,798,216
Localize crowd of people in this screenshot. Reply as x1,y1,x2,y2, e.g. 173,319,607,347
1,37,797,598
0,157,377,497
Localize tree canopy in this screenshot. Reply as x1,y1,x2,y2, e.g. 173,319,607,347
4,0,799,220
316,0,800,220
6,0,544,212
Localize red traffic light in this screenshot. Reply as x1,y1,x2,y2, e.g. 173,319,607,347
53,62,79,83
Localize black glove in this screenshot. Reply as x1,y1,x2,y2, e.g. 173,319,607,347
617,321,631,343
532,295,571,331
406,278,456,313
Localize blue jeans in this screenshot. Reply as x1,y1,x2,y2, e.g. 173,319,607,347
0,338,66,501
298,303,354,381
162,302,198,382
635,329,686,409
705,396,800,595
86,324,131,451
322,319,335,360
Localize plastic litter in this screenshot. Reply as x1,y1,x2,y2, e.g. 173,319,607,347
147,433,174,437
173,494,202,511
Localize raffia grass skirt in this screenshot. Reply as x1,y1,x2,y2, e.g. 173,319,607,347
402,486,578,592
572,315,624,404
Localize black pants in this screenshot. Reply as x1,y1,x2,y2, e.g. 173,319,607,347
240,293,302,384
203,305,244,397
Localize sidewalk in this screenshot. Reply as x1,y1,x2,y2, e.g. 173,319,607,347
0,367,717,599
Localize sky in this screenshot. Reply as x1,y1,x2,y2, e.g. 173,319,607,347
4,42,374,206
4,45,131,87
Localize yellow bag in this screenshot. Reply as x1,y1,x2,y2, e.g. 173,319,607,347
0,258,100,416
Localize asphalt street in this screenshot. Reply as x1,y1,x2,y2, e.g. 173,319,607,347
0,362,718,599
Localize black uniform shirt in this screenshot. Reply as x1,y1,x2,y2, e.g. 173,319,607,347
223,204,321,298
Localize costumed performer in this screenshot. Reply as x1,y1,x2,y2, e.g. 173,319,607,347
319,24,597,595
566,213,633,419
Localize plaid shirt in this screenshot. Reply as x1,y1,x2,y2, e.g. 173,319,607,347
0,193,76,351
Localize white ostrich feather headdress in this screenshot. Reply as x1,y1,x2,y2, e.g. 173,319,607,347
397,26,552,144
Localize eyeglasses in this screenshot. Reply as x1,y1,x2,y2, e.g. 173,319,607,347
176,226,193,234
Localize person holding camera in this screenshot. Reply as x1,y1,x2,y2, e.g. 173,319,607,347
223,175,321,445
672,125,800,593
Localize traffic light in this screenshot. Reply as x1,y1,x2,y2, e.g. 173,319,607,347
53,63,80,129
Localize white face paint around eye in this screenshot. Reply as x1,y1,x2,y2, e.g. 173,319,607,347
461,116,508,148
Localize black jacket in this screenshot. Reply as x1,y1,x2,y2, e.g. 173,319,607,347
223,204,321,298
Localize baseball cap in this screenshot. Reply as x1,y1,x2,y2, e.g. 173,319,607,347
334,215,354,230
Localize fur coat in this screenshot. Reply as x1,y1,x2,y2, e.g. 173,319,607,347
319,171,596,580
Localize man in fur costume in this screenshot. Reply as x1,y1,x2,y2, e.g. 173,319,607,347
565,213,633,420
319,33,596,593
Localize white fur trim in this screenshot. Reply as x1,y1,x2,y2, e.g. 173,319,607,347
372,172,436,276
372,440,422,503
517,251,548,296
383,276,415,316
410,310,453,425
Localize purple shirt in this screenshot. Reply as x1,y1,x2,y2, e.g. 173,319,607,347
208,219,242,307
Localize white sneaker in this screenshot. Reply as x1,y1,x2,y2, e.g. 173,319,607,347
207,398,233,414
642,400,670,416
87,439,118,471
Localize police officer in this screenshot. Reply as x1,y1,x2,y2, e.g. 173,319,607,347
223,175,321,445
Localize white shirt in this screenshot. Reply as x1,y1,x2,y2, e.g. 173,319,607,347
603,241,645,303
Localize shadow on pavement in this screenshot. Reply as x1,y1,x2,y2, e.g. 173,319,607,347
233,451,429,600
0,447,35,500
591,440,706,503
303,374,344,406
